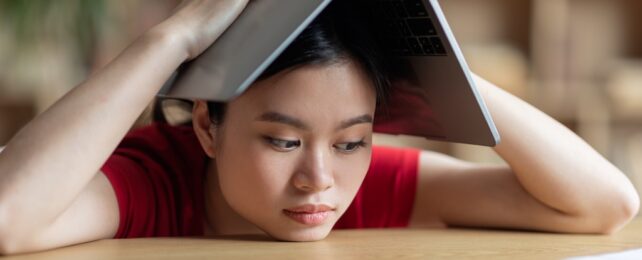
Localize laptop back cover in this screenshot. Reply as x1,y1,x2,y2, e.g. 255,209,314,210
158,0,332,101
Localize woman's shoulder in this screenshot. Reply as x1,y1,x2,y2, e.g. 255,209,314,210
116,122,205,160
103,122,208,238
335,145,421,229
124,122,198,145
370,145,421,172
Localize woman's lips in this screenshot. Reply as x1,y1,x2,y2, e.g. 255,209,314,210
283,204,335,225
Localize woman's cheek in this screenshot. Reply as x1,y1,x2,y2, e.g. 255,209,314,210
239,144,295,195
336,150,372,194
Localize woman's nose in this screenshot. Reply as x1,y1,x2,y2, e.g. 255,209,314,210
292,148,335,193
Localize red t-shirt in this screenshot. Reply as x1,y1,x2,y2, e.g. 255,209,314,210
101,123,420,238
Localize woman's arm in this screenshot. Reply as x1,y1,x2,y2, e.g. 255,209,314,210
410,74,639,233
0,33,182,255
0,0,249,254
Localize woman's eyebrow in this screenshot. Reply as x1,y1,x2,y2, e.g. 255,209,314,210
256,112,308,130
255,112,373,131
337,114,373,130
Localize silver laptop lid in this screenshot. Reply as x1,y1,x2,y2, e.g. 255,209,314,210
158,0,332,101
370,0,500,146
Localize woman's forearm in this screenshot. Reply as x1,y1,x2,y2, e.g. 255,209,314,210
0,28,186,236
476,75,639,224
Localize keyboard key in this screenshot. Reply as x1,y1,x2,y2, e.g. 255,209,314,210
430,37,447,54
404,0,428,17
406,18,437,36
397,20,411,36
406,37,424,55
418,37,435,55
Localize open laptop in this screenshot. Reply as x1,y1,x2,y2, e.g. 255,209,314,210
158,0,500,147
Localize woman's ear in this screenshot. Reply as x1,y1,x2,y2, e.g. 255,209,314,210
192,100,218,158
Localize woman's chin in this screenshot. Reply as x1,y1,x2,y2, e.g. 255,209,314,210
268,226,332,242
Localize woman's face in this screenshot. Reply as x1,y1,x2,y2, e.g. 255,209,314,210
198,61,377,241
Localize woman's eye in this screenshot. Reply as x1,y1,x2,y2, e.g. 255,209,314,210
335,140,367,153
264,137,300,151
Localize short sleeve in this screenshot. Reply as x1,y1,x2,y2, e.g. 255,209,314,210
334,146,420,229
101,123,207,238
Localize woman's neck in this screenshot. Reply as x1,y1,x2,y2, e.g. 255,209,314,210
202,160,263,236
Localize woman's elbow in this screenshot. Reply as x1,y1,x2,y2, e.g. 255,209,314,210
621,188,640,219
591,189,640,235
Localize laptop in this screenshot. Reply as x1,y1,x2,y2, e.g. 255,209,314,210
158,0,500,147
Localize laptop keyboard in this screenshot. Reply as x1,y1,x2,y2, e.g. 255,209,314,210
373,0,447,56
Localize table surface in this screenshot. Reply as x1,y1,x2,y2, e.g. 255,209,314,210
6,218,642,259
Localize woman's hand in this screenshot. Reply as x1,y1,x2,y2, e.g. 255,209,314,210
153,0,250,60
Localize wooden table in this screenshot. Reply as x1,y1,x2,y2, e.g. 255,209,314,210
6,218,642,259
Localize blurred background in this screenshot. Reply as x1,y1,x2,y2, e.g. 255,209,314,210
1,0,641,196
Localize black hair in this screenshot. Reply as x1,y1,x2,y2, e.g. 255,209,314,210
155,0,396,125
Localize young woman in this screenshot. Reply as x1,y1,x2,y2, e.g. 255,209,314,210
0,0,638,255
